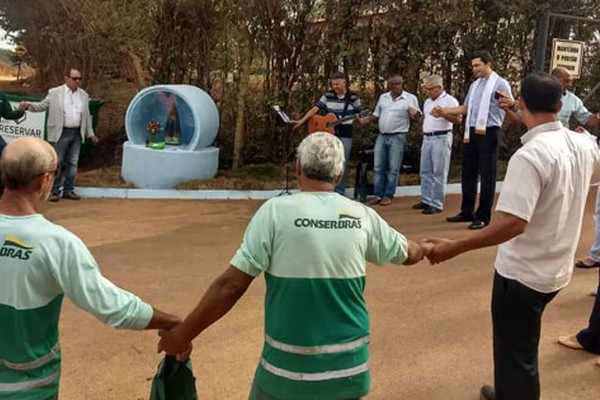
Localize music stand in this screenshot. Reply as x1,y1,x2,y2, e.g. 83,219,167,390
272,105,294,196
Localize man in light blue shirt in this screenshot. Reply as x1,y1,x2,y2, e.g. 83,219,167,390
361,74,421,206
555,67,600,128
502,67,600,129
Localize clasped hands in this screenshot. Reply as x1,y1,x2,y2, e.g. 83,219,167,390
157,323,193,362
417,237,462,264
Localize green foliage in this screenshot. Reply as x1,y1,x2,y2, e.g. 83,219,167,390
1,0,600,168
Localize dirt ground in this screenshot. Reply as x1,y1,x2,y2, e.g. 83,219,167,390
43,192,600,400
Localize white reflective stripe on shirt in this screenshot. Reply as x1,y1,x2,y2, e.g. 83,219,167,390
0,369,60,392
261,358,369,382
265,335,370,355
0,343,60,371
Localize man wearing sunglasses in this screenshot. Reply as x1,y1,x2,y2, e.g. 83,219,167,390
21,68,99,202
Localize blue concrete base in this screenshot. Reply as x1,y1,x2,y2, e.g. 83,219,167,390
121,141,219,188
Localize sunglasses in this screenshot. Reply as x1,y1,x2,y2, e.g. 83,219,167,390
70,77,82,81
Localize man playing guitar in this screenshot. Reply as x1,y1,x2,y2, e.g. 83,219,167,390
293,71,362,195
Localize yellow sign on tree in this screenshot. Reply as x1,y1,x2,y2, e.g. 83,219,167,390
15,43,27,58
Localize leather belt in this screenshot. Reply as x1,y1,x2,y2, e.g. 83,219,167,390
423,130,450,136
381,132,407,135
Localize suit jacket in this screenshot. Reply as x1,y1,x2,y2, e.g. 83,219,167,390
28,84,95,143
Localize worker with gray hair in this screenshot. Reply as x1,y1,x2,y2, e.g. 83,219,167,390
412,75,461,215
0,137,181,399
158,132,433,400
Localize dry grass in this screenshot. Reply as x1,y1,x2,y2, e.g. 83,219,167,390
76,166,134,188
74,159,507,190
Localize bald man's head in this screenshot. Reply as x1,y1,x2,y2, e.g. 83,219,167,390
551,67,573,91
1,137,57,190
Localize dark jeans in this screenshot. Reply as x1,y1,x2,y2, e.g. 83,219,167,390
492,271,558,400
460,126,500,224
53,128,82,194
577,267,600,353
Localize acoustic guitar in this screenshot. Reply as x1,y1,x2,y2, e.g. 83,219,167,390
308,110,371,134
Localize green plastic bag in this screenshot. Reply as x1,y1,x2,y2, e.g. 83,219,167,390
149,356,198,400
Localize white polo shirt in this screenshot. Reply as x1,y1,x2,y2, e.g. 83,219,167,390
373,91,420,133
495,121,600,293
422,91,459,133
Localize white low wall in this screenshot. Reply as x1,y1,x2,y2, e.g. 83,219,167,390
121,142,219,189
76,182,504,200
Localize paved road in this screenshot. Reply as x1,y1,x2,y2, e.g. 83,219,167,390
43,193,600,399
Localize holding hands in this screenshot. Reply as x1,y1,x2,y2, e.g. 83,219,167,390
430,105,443,118
158,326,193,362
408,107,420,118
407,238,460,265
421,237,462,264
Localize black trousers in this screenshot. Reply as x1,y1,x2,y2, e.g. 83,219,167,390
577,267,600,353
492,271,558,400
460,126,500,224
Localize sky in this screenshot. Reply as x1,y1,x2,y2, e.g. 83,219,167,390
0,28,15,50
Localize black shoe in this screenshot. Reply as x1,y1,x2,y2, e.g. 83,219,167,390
62,192,81,200
480,385,495,400
49,193,61,202
446,213,473,223
422,206,442,215
468,219,487,230
412,201,426,210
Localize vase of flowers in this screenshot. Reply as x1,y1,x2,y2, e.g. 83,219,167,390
146,119,165,150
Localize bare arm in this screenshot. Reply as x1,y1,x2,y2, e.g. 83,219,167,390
438,109,462,125
586,113,600,128
440,105,467,116
359,114,378,126
498,97,524,126
293,106,320,130
504,108,523,125
158,266,255,354
427,212,527,264
146,308,181,330
409,107,423,123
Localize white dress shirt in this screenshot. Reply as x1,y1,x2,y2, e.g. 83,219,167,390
63,87,82,128
495,121,600,293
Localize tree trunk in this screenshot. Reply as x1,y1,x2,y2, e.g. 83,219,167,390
232,25,253,169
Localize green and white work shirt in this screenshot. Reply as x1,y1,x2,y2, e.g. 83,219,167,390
231,192,409,400
0,214,153,400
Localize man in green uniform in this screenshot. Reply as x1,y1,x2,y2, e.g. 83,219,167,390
0,92,28,195
158,132,431,400
0,137,181,400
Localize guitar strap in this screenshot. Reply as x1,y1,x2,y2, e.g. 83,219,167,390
336,92,352,135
